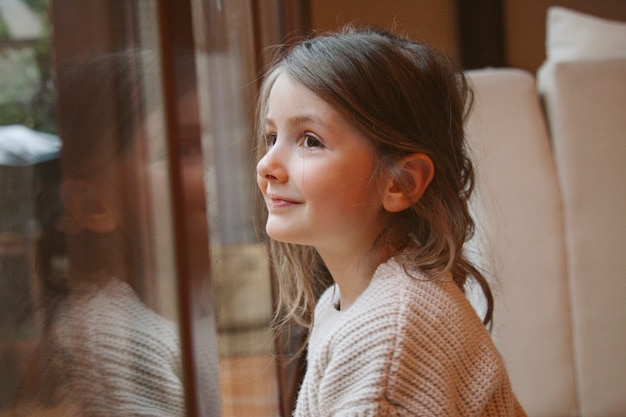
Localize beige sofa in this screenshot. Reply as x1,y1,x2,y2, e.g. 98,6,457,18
465,7,626,417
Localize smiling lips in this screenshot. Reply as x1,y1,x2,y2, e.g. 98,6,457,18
266,193,302,209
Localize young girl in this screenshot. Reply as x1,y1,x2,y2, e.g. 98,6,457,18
256,27,527,416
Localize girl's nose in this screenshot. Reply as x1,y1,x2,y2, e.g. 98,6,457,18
256,146,287,183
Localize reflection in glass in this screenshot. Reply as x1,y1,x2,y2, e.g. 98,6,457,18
0,1,221,415
9,51,171,416
1,0,285,416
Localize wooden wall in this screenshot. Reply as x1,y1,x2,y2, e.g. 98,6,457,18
309,0,460,61
308,0,626,73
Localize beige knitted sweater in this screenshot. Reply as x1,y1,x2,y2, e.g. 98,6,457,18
13,278,221,416
294,258,527,417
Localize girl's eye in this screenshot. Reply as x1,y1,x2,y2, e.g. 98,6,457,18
264,133,277,147
303,134,322,148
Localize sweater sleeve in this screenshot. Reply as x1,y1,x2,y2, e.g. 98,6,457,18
384,278,521,417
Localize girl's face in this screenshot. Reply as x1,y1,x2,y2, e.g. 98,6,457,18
256,74,389,256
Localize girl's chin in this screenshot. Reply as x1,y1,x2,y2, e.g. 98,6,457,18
265,227,302,245
266,232,293,244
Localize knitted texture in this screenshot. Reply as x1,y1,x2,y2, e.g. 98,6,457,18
294,258,527,417
14,279,189,416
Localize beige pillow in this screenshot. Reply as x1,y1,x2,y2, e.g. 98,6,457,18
546,6,626,62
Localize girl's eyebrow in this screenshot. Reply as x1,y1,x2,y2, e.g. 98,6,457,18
265,114,329,129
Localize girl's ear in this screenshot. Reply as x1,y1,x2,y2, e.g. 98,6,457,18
61,179,119,233
383,153,434,213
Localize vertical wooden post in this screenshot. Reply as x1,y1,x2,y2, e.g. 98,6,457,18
456,0,506,69
156,0,211,415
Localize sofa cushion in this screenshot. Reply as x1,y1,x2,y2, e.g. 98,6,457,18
545,6,626,62
538,58,626,417
465,68,577,417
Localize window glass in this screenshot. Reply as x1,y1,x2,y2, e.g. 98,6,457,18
0,0,210,415
190,1,280,415
1,0,60,411
1,0,284,416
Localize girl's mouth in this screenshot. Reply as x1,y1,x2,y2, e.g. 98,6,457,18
266,193,301,209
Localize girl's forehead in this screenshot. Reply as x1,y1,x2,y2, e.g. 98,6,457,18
266,75,336,122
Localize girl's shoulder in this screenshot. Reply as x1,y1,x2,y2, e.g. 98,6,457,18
316,257,467,314
366,257,466,314
349,257,493,352
400,257,486,317
314,257,485,346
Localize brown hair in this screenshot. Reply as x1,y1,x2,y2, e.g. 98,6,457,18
255,26,493,335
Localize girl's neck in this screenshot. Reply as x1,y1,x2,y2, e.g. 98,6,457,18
317,247,387,311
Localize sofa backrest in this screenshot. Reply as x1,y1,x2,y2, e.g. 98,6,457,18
465,68,578,416
467,59,626,416
538,57,626,417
